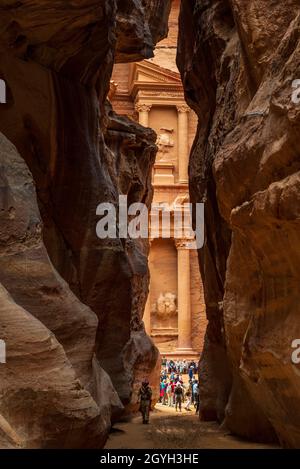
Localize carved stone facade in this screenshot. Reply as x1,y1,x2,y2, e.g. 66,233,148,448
111,0,207,359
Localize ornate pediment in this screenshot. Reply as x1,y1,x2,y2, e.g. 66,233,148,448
129,60,182,98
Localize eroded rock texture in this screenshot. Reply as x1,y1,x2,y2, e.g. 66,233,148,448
0,0,171,448
178,0,300,447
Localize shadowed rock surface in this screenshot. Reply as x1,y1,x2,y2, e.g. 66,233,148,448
0,0,171,448
177,0,300,447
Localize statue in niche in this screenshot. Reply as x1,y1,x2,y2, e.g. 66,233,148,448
154,292,177,318
156,128,174,161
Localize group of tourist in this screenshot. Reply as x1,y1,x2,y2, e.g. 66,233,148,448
161,357,198,376
137,358,200,424
159,362,199,413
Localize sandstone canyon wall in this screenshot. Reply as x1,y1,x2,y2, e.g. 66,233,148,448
178,0,300,448
0,0,171,448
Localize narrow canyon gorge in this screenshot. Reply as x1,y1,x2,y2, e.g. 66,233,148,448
0,0,300,450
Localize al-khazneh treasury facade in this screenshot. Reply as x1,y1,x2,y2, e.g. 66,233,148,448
111,0,207,358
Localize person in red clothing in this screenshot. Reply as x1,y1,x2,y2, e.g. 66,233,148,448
171,380,176,406
159,379,167,403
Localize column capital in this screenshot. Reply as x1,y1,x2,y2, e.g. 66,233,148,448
135,103,152,113
174,238,191,250
176,104,190,113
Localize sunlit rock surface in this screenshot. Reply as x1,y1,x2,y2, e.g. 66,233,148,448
0,0,171,448
177,0,300,447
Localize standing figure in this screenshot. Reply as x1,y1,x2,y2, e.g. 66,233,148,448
138,379,152,424
193,380,199,408
174,382,183,412
185,388,192,411
166,382,173,407
163,380,168,405
159,379,166,403
188,365,194,381
171,380,176,406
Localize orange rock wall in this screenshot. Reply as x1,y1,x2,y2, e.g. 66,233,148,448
178,0,300,448
0,0,172,449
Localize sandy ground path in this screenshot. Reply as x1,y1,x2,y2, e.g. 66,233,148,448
105,404,278,449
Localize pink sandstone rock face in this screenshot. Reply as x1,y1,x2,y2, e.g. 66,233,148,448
116,0,172,63
177,0,300,448
0,0,171,448
0,132,117,448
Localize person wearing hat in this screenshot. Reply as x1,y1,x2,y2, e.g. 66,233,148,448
138,379,152,424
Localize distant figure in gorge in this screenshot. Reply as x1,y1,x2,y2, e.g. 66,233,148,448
138,379,152,424
175,382,184,412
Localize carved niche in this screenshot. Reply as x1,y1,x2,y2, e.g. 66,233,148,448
156,127,174,161
153,292,177,318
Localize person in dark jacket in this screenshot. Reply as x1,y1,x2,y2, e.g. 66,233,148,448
188,366,194,381
138,379,152,424
174,382,183,412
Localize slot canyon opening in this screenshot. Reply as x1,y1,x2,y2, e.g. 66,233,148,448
107,0,279,450
108,0,295,447
110,0,207,408
0,0,299,453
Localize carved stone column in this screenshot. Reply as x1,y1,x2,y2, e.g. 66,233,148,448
135,103,152,127
144,238,153,335
175,239,192,351
143,293,152,335
177,105,190,183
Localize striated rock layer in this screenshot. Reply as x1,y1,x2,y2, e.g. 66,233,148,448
0,0,171,448
177,0,300,447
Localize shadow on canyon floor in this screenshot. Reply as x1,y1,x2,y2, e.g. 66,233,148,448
105,404,280,449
